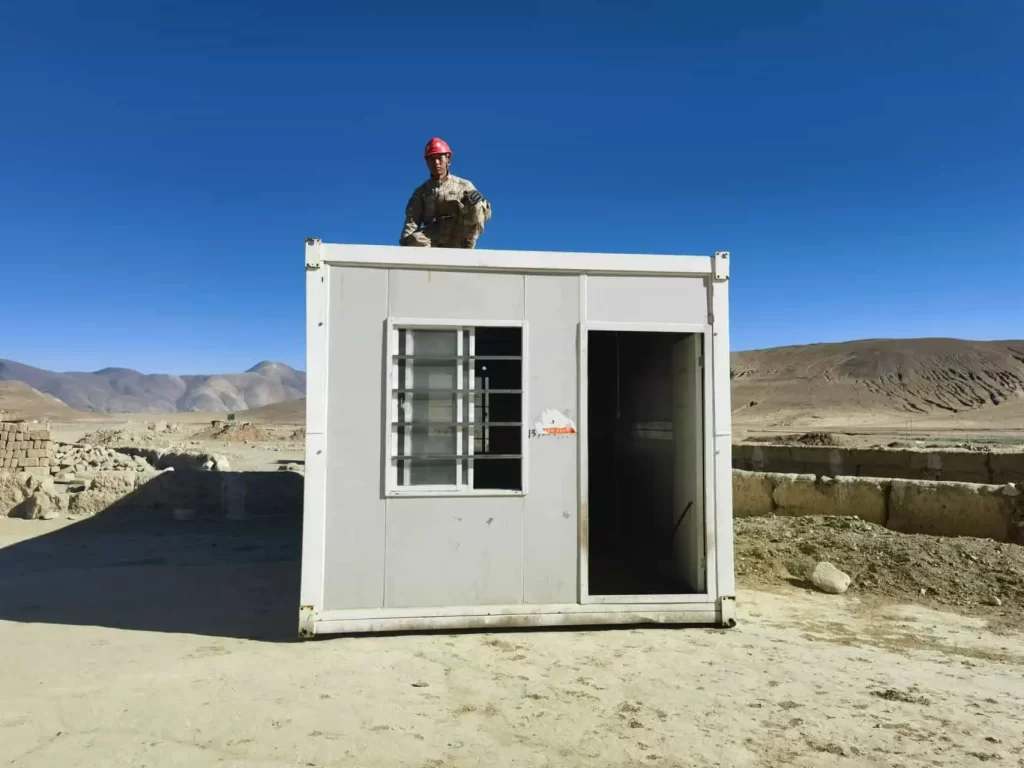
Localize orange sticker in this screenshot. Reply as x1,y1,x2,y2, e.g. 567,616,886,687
533,409,577,438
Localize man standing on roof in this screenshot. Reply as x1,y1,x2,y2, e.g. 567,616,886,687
399,137,492,249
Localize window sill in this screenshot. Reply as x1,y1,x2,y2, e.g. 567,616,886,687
385,489,526,499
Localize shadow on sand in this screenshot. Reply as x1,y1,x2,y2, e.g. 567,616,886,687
0,471,304,642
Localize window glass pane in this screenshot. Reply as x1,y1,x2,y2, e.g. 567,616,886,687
409,329,457,357
399,459,457,486
476,327,521,357
398,329,458,486
401,360,457,391
474,459,522,491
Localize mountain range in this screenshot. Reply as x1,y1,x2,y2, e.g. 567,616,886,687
0,359,305,414
3,338,1023,425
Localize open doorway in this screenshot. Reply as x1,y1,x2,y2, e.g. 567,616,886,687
587,329,707,597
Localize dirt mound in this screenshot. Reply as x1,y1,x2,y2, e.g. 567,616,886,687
58,443,155,473
794,431,843,446
79,427,176,449
736,515,1024,624
746,431,847,447
198,422,272,443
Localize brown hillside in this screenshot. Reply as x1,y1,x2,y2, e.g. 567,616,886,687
732,338,1024,429
0,381,85,421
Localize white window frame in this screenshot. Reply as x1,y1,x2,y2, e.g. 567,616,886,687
384,317,528,498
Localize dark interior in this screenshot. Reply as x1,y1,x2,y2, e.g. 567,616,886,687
587,330,698,595
473,326,522,491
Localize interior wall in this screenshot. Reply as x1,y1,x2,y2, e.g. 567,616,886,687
672,335,706,592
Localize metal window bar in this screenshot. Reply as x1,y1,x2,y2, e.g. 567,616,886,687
395,454,524,461
466,328,475,489
392,388,522,395
391,421,522,427
392,355,522,361
397,327,409,486
456,329,464,488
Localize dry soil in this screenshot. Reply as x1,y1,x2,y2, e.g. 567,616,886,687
2,515,1023,768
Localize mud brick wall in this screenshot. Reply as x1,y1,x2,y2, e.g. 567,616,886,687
732,444,1024,485
0,421,54,471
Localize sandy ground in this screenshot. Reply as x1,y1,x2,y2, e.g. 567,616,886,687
2,514,1023,768
1,414,1021,765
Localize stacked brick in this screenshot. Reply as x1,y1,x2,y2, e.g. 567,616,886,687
1,420,54,471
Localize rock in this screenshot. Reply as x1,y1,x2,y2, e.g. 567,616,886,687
68,490,120,517
1,472,32,516
212,455,231,472
13,491,59,521
984,596,1003,607
202,460,215,471
810,562,851,595
1002,484,1021,497
91,471,140,496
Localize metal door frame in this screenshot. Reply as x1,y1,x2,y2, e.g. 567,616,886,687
576,313,717,605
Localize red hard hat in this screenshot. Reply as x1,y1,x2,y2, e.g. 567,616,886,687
424,137,452,158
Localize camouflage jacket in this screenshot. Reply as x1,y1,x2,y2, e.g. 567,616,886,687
400,174,489,242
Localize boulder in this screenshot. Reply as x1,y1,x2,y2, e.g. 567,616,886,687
1,472,32,516
810,562,851,595
12,491,59,521
68,490,121,517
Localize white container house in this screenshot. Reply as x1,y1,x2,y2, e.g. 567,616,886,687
299,238,735,636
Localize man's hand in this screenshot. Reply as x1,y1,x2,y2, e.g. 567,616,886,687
462,189,484,207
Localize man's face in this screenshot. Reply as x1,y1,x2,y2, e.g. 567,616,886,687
426,153,450,179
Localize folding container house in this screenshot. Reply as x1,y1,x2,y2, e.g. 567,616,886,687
299,238,735,636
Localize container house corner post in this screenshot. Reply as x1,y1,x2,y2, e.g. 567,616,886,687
300,237,329,636
710,251,735,624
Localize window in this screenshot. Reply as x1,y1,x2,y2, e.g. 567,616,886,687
388,322,524,494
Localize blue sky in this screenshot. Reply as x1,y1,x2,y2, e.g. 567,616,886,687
1,1,1021,374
